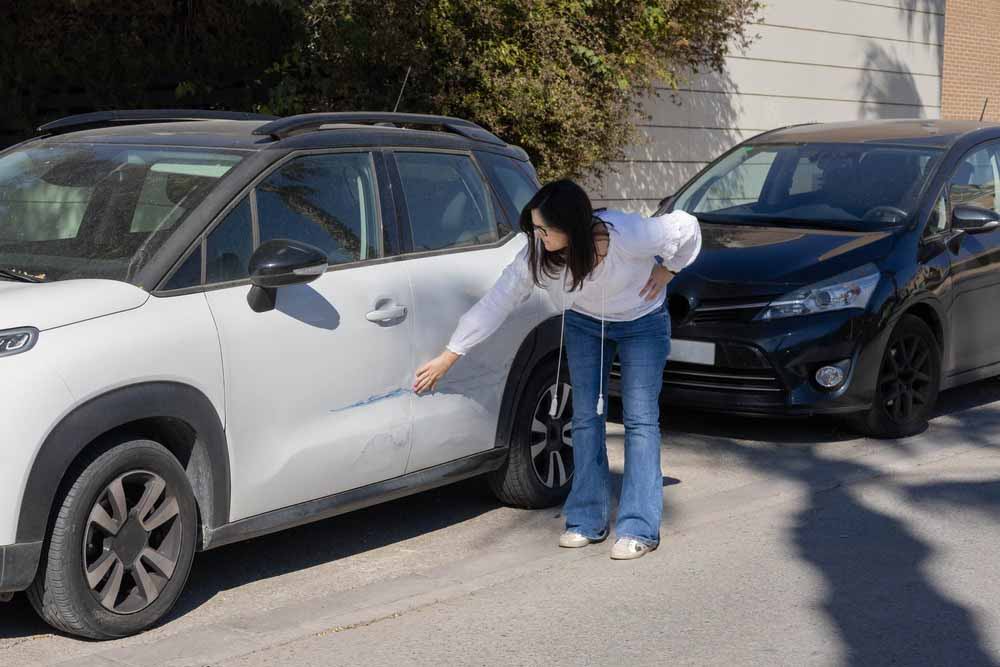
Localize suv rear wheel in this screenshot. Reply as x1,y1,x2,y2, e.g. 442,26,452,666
28,438,198,639
489,358,574,508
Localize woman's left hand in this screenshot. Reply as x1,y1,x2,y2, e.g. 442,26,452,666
639,263,674,301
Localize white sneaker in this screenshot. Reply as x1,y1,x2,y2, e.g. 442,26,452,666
610,537,657,560
559,530,607,548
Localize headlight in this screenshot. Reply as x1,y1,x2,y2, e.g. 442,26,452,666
0,327,39,357
756,264,881,321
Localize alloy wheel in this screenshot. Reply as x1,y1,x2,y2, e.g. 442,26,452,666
530,382,574,489
879,333,934,423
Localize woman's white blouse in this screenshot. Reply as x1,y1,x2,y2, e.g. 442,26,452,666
446,209,702,356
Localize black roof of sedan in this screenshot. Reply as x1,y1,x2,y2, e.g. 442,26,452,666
754,119,1000,148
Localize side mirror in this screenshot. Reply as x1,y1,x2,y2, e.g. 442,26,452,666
247,239,328,313
952,205,1000,234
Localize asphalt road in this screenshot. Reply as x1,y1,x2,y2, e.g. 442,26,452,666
3,380,1000,666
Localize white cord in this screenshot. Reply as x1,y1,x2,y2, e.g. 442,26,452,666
596,282,606,416
550,280,566,418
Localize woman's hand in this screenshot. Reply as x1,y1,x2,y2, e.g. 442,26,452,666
414,350,461,395
639,263,674,301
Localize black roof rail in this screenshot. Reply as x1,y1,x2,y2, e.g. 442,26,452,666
253,112,506,145
37,109,278,135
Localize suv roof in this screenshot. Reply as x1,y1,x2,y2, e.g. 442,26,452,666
754,119,1000,148
28,110,530,160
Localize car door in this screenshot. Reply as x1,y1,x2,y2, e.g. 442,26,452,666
199,150,416,521
390,149,542,472
944,140,1000,375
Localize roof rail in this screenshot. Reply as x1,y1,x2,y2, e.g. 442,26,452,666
253,112,506,145
38,109,278,135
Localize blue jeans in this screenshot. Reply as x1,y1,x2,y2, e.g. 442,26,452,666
562,303,670,546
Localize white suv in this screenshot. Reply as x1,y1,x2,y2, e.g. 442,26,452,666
0,110,572,638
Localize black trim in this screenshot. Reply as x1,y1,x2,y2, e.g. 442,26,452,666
38,109,277,135
0,541,43,593
17,382,230,545
202,448,508,549
253,112,505,146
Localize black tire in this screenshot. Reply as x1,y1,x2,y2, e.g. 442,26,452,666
27,438,198,639
848,315,941,439
488,358,574,508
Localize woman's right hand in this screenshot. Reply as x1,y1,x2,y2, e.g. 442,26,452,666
414,350,460,395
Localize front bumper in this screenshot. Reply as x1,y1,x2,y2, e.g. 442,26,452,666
0,541,42,593
610,308,889,417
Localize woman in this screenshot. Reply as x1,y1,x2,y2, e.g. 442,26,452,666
414,180,701,560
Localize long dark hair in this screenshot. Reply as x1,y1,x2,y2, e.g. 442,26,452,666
519,179,608,292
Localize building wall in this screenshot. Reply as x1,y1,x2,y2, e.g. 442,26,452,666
591,0,946,213
941,0,1000,121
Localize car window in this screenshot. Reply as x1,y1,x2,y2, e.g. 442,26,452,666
924,192,949,238
949,143,1000,215
693,149,778,213
206,197,253,284
475,151,539,223
395,152,497,252
163,246,202,290
256,152,380,265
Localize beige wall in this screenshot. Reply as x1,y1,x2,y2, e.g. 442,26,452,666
591,0,946,213
941,0,1000,121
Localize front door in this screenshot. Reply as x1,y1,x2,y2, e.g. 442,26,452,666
205,151,416,521
944,140,1000,376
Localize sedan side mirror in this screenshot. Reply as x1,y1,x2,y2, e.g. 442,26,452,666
247,239,328,313
952,205,1000,234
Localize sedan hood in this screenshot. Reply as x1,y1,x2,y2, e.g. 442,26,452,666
0,279,150,331
687,223,897,287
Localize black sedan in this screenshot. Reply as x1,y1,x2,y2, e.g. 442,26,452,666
612,119,1000,438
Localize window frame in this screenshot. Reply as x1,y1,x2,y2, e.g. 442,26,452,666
155,147,391,296
387,147,517,260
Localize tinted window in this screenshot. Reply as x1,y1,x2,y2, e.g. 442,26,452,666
256,153,380,265
395,152,496,251
163,246,202,290
206,197,253,283
925,192,949,238
674,143,943,229
476,151,539,222
949,143,1000,214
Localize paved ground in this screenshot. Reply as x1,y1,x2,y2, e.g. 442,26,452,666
3,381,1000,666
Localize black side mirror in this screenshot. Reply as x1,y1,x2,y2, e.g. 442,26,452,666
247,239,328,313
952,205,1000,234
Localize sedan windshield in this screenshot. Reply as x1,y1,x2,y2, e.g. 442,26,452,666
672,142,943,229
0,143,243,283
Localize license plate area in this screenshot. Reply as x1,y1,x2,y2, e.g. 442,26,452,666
669,339,716,366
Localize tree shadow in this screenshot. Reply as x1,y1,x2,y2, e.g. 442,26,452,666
658,379,1000,666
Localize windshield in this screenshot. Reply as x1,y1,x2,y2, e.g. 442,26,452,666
672,142,943,229
0,143,243,283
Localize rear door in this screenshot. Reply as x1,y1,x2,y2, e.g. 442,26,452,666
944,140,1000,376
390,149,542,472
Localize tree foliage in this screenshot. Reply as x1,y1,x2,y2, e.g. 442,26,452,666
266,0,762,180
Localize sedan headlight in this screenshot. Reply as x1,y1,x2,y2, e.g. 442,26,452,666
756,264,881,321
0,327,39,357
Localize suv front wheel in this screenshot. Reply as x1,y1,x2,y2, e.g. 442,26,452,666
28,438,198,639
489,358,574,508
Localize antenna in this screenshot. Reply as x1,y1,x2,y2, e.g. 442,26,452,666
981,97,990,122
393,66,412,113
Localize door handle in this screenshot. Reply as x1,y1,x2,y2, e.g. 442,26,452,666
366,304,407,323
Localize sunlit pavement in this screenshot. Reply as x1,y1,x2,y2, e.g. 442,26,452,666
4,380,1000,666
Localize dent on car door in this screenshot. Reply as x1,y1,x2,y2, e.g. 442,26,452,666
195,151,417,521
945,140,1000,376
392,150,540,472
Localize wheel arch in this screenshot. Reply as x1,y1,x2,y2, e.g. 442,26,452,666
16,382,230,549
494,316,564,449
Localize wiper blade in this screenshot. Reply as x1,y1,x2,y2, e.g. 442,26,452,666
0,268,44,283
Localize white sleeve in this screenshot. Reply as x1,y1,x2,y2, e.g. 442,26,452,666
605,209,702,273
446,242,535,356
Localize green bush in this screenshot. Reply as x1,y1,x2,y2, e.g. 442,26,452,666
265,0,762,180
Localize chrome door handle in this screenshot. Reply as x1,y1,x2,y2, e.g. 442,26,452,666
366,304,407,323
